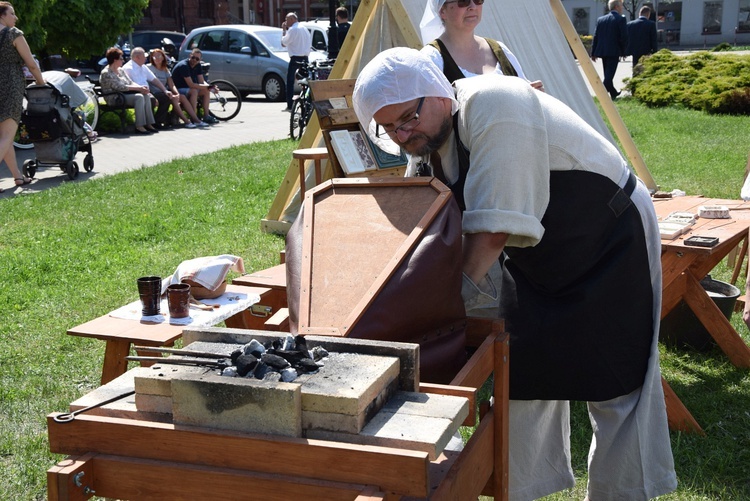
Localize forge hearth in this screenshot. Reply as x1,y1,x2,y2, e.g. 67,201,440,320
129,327,468,459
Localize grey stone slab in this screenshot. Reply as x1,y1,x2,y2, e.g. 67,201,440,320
305,392,469,460
300,352,399,416
183,327,420,391
134,393,172,414
171,372,302,437
134,364,211,397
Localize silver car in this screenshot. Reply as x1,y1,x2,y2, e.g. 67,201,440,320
179,24,324,102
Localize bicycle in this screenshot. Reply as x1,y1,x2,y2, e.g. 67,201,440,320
14,69,99,149
289,59,334,140
194,61,243,122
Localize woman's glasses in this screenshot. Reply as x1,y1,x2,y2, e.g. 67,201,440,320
445,0,484,7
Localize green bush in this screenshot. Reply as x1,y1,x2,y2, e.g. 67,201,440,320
625,49,750,115
96,109,135,134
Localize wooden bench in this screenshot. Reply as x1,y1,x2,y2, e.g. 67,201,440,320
86,75,132,133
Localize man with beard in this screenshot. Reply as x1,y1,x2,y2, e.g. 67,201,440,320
352,48,676,501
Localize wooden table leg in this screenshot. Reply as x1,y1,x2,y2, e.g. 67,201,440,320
661,376,704,435
100,339,131,385
47,453,96,501
683,271,750,368
298,158,307,200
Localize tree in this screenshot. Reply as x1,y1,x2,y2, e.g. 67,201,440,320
39,0,149,60
12,0,55,52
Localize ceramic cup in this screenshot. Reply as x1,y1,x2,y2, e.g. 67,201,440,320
167,283,191,318
137,276,162,316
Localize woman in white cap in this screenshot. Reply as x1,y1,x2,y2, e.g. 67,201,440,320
419,0,543,90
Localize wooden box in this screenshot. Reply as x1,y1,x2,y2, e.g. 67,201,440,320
310,78,406,179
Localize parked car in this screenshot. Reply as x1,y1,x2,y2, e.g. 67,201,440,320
300,19,330,54
120,30,186,53
178,24,325,102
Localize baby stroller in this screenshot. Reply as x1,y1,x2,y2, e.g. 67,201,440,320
21,83,94,181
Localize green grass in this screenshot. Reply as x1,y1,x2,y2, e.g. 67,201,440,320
2,102,750,500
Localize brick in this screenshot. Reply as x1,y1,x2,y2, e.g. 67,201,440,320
171,372,302,437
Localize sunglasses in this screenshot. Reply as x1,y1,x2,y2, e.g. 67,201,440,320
445,0,484,7
189,56,201,61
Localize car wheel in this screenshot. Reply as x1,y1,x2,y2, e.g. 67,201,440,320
263,74,285,102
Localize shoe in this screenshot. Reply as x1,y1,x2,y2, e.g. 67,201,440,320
197,121,210,128
134,127,151,134
282,107,292,112
15,176,32,186
185,122,197,129
146,126,159,133
203,115,218,124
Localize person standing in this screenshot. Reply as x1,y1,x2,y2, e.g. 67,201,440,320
352,47,677,501
627,6,658,67
281,12,311,112
419,0,543,91
591,0,628,100
335,7,351,49
0,1,44,191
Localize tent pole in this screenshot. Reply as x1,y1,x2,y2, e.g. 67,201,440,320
548,0,658,192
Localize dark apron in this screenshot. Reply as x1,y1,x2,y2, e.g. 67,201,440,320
430,119,654,402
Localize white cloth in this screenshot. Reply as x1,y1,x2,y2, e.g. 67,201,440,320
419,0,447,44
281,21,312,57
420,42,528,81
123,60,158,87
352,48,458,138
109,290,259,326
161,255,246,294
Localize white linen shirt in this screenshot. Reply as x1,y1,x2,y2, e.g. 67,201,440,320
123,60,157,87
281,22,312,57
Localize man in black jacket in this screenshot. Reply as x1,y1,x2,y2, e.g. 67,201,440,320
627,6,659,67
591,0,628,100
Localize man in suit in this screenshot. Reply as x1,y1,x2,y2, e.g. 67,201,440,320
627,6,659,67
591,0,628,100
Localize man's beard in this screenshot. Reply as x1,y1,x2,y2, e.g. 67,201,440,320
401,115,453,157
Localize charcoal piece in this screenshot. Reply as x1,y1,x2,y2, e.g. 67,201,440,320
221,366,238,377
230,349,242,364
310,346,329,361
297,358,320,374
262,353,291,370
271,339,282,350
262,371,282,382
282,334,295,350
280,367,298,382
242,339,266,358
271,349,311,365
253,361,271,379
294,334,308,352
235,354,258,377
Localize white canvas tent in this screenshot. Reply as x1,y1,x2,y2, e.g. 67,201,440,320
261,0,655,234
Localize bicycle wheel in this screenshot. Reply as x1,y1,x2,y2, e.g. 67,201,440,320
289,98,305,140
207,79,241,121
13,95,33,149
78,84,100,130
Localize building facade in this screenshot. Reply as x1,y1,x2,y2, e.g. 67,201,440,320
135,0,749,48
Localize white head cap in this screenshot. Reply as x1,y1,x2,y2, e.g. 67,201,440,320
353,48,458,137
419,0,447,44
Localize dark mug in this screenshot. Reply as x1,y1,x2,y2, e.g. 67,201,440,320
167,283,191,318
137,276,162,316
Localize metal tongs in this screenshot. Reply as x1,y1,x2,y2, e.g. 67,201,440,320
126,346,231,369
53,390,135,423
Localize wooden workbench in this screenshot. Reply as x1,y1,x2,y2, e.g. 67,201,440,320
48,320,509,501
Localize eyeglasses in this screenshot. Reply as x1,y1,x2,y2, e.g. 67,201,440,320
444,0,484,7
375,97,425,138
189,56,201,61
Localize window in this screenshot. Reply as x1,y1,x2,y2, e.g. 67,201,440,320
200,30,224,51
161,0,176,18
703,1,723,34
199,0,214,19
739,0,750,33
228,32,252,53
572,8,590,36
310,30,327,51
